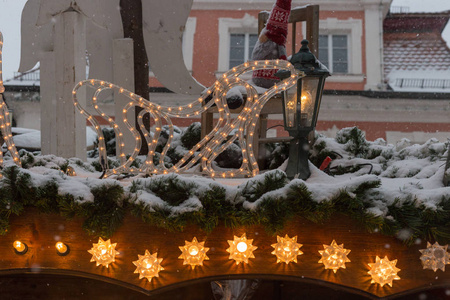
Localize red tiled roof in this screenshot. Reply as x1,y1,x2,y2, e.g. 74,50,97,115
384,11,450,33
383,12,450,86
384,33,450,75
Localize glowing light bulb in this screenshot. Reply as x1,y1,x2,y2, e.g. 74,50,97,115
271,235,303,264
55,242,69,255
300,91,312,109
286,100,295,110
368,256,400,287
300,90,313,127
189,246,199,256
88,237,118,268
133,250,164,282
237,242,247,253
66,166,76,176
226,233,257,265
318,240,351,273
13,240,27,254
179,237,209,269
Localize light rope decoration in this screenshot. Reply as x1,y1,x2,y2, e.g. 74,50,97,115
0,32,22,173
73,60,302,178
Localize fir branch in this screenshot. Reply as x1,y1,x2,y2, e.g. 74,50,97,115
145,174,197,206
0,159,448,246
285,181,325,221
35,180,60,213
79,184,125,238
180,122,201,150
336,126,369,157
254,195,296,234
198,184,232,232
0,216,9,235
0,166,35,215
240,170,289,203
58,195,83,219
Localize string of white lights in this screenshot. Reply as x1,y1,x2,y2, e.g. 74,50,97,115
0,32,22,174
73,60,302,178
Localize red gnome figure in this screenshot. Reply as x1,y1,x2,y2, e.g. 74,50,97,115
252,0,292,88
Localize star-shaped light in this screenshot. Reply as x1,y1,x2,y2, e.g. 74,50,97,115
271,234,303,264
318,240,351,273
419,242,450,272
88,237,119,268
178,237,209,269
368,256,401,287
133,250,164,282
226,233,257,265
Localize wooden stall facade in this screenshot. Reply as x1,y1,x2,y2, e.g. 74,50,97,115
0,209,449,299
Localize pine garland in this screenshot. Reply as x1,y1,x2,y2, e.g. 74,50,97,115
0,126,448,245
0,164,449,245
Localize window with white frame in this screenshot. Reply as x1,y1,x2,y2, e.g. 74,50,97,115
229,33,258,68
217,13,258,76
319,34,349,73
314,18,363,82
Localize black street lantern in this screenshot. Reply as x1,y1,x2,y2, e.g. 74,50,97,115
276,40,330,180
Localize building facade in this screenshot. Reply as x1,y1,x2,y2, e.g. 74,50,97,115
149,0,391,92
4,1,450,145
383,11,450,92
148,0,450,144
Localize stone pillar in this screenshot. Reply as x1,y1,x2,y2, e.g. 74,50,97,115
363,1,388,91
49,10,87,159
40,52,56,155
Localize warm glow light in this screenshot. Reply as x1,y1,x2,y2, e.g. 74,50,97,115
419,242,450,272
133,250,164,282
271,234,303,264
72,60,302,179
300,90,312,111
178,237,209,269
368,256,400,287
226,233,257,265
13,240,27,254
55,242,69,255
0,31,21,170
88,237,118,268
318,240,351,273
189,246,199,256
66,166,76,176
286,100,295,110
237,241,248,253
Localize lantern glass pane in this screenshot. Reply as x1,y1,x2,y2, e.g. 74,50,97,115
301,77,319,127
283,82,297,128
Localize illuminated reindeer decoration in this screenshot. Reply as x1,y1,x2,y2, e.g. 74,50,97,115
0,32,22,174
72,60,302,178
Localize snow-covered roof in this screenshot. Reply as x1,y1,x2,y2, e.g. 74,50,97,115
3,65,40,87
383,11,450,92
2,127,97,152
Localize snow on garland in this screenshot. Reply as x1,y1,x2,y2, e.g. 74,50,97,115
0,127,449,245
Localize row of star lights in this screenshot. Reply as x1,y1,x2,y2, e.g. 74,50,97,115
13,235,450,286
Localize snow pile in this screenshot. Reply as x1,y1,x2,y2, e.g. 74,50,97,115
0,126,449,240
128,173,230,217
3,127,98,151
310,127,449,218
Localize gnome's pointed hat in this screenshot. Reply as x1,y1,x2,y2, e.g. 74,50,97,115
262,0,292,46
